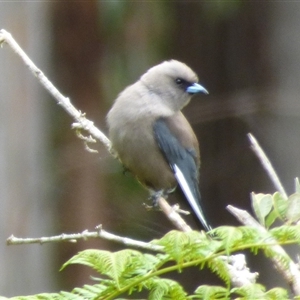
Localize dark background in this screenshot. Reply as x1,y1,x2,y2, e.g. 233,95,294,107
0,1,298,296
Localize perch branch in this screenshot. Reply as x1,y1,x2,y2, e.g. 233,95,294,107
158,197,192,232
247,133,287,199
7,225,163,252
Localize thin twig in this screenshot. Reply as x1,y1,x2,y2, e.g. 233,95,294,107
7,225,164,252
227,205,300,295
0,29,112,153
247,133,288,199
158,197,192,232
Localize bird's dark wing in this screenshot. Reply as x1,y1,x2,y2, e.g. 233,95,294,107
153,117,211,231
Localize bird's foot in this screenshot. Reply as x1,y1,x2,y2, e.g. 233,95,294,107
143,191,166,210
122,165,131,177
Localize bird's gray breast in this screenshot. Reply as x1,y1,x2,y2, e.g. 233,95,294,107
108,112,175,189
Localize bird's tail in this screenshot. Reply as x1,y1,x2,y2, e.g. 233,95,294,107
173,164,212,231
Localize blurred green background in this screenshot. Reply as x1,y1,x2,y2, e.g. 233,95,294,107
0,1,299,296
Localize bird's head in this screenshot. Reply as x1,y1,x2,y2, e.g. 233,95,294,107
140,60,208,111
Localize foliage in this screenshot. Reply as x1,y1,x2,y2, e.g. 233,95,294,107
3,225,299,299
5,183,300,299
251,178,300,228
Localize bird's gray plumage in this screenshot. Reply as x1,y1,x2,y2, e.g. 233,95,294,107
107,60,211,231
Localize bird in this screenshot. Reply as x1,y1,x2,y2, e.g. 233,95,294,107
107,60,211,231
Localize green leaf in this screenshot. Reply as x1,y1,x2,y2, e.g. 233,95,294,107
232,283,266,299
295,177,300,193
265,209,278,228
264,287,289,300
207,257,232,287
213,226,243,254
232,285,289,300
265,192,288,227
61,249,144,288
251,193,273,226
194,285,229,300
272,192,288,221
286,193,300,224
154,230,210,263
270,225,300,244
146,278,187,300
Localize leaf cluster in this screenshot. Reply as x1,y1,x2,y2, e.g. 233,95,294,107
252,178,300,228
4,184,300,300
4,223,300,299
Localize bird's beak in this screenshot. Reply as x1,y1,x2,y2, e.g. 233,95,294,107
186,83,209,95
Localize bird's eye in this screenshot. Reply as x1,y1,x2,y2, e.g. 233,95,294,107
175,78,184,85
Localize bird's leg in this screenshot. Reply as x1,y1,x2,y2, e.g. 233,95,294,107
122,165,131,176
150,190,164,208
143,190,167,210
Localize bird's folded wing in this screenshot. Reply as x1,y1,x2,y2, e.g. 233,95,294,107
153,118,211,231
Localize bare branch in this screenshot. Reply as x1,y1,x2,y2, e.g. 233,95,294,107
248,133,287,199
158,197,192,232
7,225,164,252
0,29,111,153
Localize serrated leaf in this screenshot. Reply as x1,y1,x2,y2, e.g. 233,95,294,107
265,287,289,299
61,249,143,289
194,285,228,299
154,230,208,264
286,193,300,224
251,193,273,226
213,226,243,254
232,283,266,298
155,230,189,259
207,257,231,286
263,245,291,270
146,278,187,300
270,225,300,244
